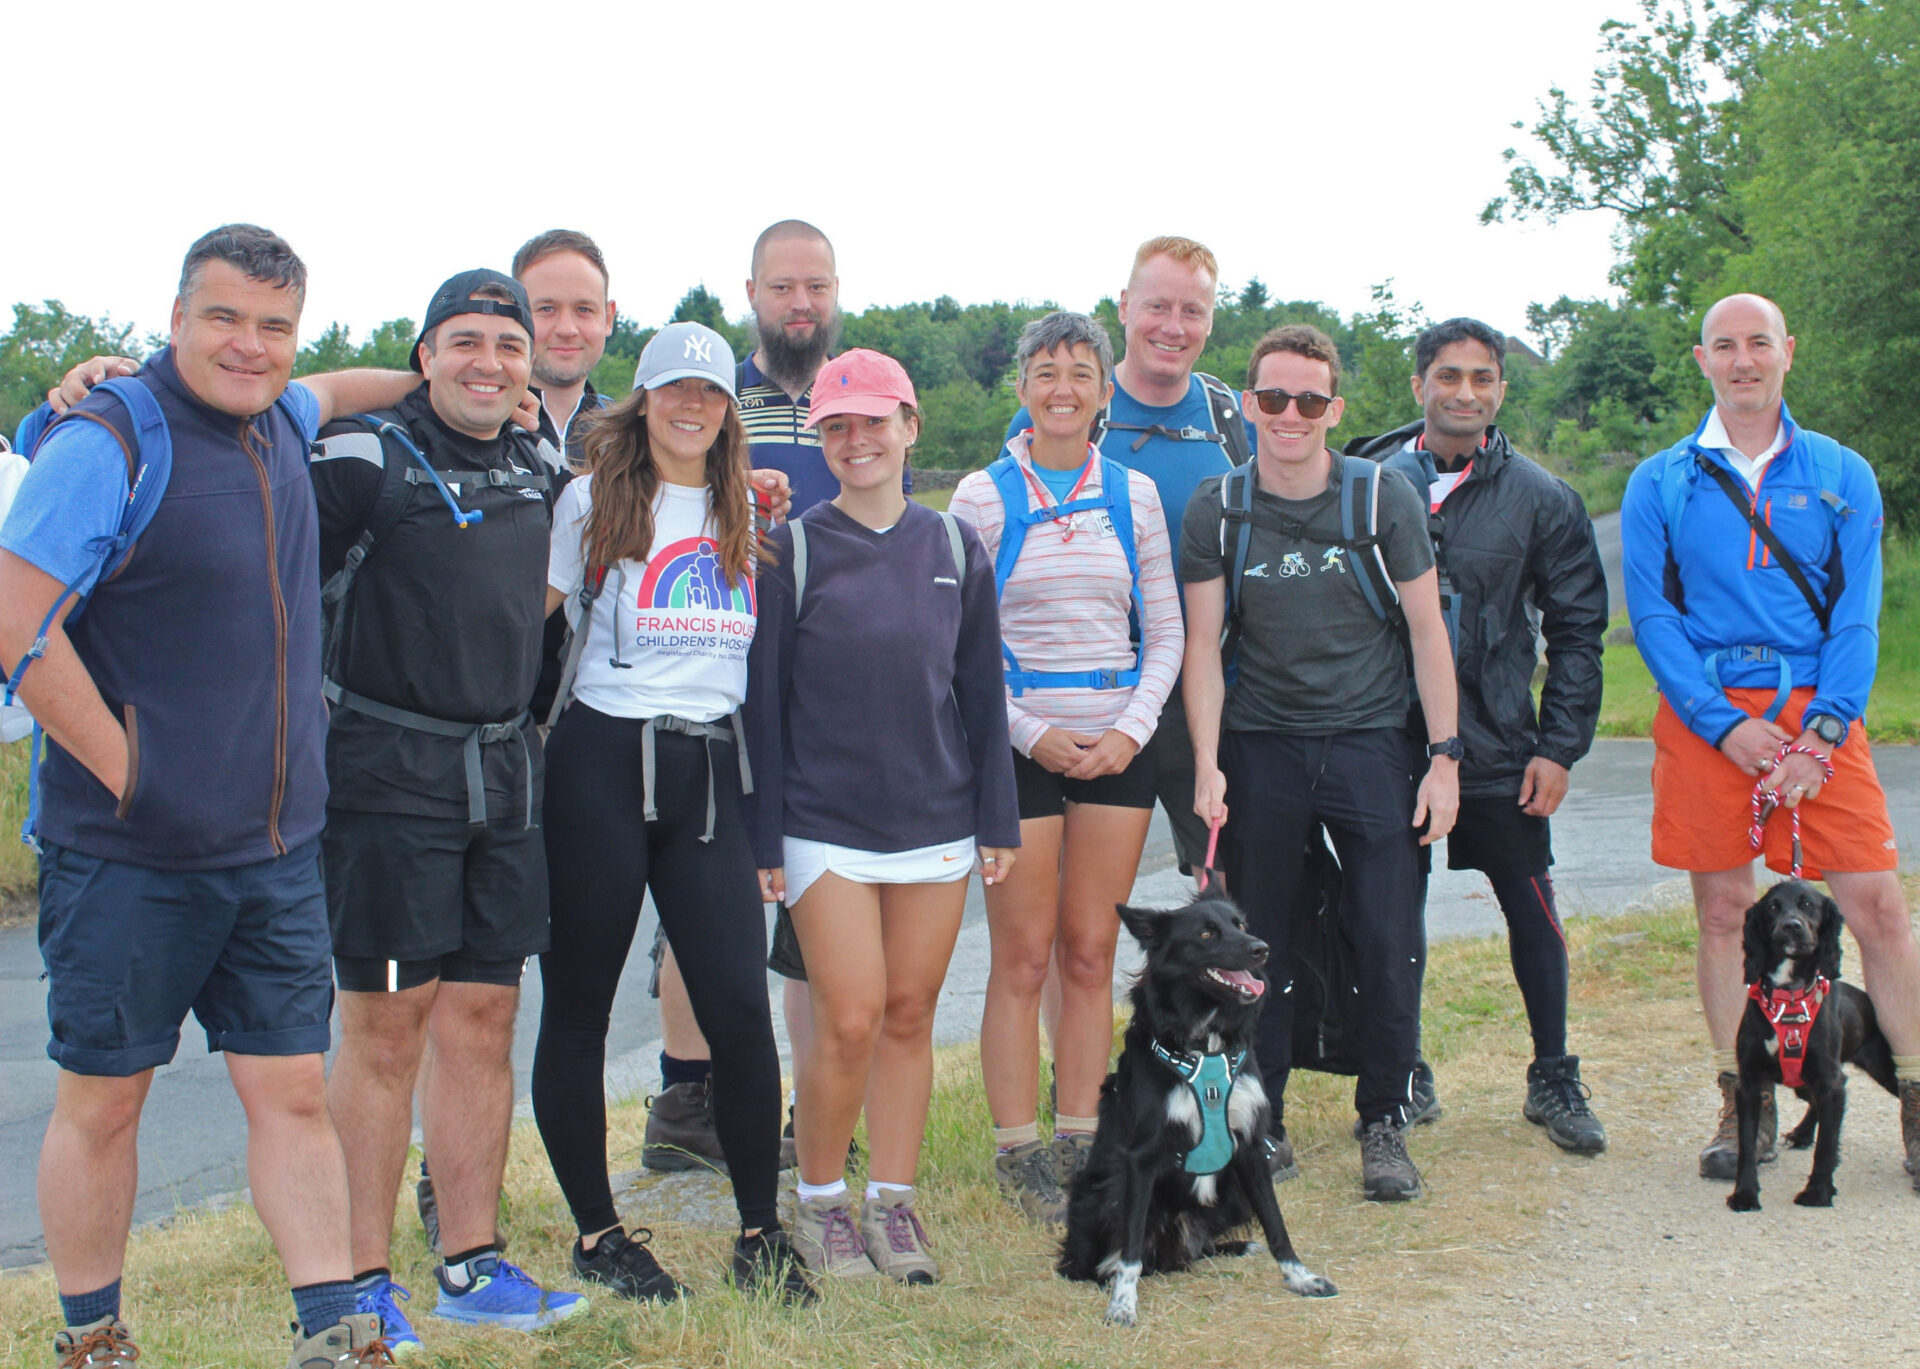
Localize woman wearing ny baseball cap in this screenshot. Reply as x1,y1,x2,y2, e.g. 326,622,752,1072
530,321,813,1306
743,348,1020,1283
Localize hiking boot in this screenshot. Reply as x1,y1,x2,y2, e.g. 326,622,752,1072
859,1189,940,1285
643,1080,727,1173
52,1318,139,1368
287,1313,395,1367
780,1103,861,1172
1523,1055,1609,1155
573,1227,686,1304
995,1138,1068,1224
1359,1120,1422,1202
1050,1132,1095,1193
415,1170,441,1254
430,1256,586,1330
1900,1080,1920,1192
1699,1070,1776,1180
1264,1126,1299,1183
792,1193,880,1278
353,1276,420,1357
730,1227,819,1306
1352,1058,1444,1138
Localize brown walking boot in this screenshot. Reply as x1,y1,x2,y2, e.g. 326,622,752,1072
51,1318,139,1368
1899,1079,1920,1192
1698,1069,1775,1180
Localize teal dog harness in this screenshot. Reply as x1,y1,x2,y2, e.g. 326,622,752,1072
1152,1041,1250,1175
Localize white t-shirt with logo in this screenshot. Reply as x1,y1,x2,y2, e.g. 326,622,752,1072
548,476,756,723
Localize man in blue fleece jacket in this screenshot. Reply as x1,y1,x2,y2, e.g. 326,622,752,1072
1621,292,1920,1186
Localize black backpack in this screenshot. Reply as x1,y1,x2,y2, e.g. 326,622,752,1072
1285,830,1363,1075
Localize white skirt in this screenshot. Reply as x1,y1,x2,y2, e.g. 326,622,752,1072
782,835,976,908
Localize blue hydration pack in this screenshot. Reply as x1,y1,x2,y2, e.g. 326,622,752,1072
1648,431,1853,721
984,452,1142,697
2,380,304,846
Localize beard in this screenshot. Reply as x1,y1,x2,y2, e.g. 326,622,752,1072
533,350,596,390
755,308,841,394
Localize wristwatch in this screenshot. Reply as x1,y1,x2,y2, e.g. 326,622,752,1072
1425,736,1464,762
1804,713,1847,748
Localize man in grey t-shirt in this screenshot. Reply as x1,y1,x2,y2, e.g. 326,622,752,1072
1179,325,1460,1204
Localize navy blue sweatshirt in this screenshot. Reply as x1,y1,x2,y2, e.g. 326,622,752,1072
745,500,1020,866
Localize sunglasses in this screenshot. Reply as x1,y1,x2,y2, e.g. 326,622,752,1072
1251,387,1335,419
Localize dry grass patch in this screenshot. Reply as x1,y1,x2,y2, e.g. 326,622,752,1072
0,897,1769,1369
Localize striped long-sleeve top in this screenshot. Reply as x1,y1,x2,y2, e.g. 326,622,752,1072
950,434,1184,757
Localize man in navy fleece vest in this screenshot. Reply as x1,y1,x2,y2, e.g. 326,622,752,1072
0,225,420,1366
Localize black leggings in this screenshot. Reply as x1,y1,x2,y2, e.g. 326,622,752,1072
531,705,780,1233
1489,869,1569,1060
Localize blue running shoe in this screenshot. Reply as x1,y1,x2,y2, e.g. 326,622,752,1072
430,1256,587,1331
355,1276,421,1357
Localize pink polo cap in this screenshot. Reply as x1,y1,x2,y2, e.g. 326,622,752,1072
806,349,918,428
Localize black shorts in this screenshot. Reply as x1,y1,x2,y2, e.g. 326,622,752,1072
1152,688,1210,874
1011,731,1160,820
333,951,528,993
1445,796,1553,878
323,808,550,965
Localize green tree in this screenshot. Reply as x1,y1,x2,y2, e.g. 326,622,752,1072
0,302,144,437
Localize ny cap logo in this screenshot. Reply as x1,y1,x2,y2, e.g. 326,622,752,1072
684,335,714,363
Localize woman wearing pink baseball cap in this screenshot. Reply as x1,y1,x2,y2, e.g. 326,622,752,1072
744,348,1020,1282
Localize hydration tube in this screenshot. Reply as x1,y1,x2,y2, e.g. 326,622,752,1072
368,418,485,528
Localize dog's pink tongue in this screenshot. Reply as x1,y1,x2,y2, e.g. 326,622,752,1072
1219,969,1265,997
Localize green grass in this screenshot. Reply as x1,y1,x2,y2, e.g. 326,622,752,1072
0,740,31,916
910,488,954,512
0,901,1711,1369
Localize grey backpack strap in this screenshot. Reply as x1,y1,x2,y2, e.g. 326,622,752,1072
937,511,965,577
790,519,809,609
545,563,607,727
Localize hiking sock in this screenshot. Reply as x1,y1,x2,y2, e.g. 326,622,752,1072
1490,870,1569,1060
1894,1053,1920,1084
1054,1114,1098,1137
661,1053,713,1090
351,1267,392,1289
795,1177,848,1203
59,1279,121,1329
866,1181,912,1202
439,1245,500,1292
1713,1048,1737,1076
993,1121,1040,1152
290,1280,357,1338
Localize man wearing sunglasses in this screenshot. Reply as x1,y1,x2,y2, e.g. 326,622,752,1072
1179,324,1460,1203
1345,318,1609,1159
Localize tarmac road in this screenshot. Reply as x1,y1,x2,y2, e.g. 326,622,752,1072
9,515,1916,1269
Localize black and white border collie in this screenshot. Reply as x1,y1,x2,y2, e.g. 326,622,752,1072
1058,894,1336,1324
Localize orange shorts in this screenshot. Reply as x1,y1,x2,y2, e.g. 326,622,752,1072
1651,686,1899,878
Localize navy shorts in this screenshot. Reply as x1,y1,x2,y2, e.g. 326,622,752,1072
37,838,334,1077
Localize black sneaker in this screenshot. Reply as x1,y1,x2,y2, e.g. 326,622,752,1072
730,1226,819,1306
1264,1126,1299,1183
1523,1055,1608,1155
415,1169,441,1255
574,1227,686,1304
1359,1120,1422,1202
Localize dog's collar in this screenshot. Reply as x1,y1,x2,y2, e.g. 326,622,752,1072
1748,975,1830,1091
1151,1040,1249,1175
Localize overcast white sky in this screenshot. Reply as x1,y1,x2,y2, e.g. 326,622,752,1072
1,0,1629,348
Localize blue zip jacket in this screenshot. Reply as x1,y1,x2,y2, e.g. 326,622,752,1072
1621,403,1883,747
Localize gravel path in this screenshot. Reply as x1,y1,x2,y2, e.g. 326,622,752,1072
1418,1023,1920,1364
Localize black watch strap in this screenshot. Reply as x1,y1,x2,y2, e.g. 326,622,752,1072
1426,736,1464,761
1806,713,1847,747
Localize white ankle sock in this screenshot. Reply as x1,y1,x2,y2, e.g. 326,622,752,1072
796,1177,848,1203
993,1121,1039,1151
1713,1048,1737,1076
866,1181,912,1202
1894,1053,1920,1085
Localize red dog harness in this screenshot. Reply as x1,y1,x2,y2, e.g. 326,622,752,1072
1748,976,1830,1089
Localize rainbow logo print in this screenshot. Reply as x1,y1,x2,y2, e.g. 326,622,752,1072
636,536,756,615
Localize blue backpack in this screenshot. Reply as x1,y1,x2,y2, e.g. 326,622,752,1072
984,452,1143,697
1648,431,1855,719
2,380,305,846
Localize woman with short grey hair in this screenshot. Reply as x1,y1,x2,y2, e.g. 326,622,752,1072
952,310,1185,1223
